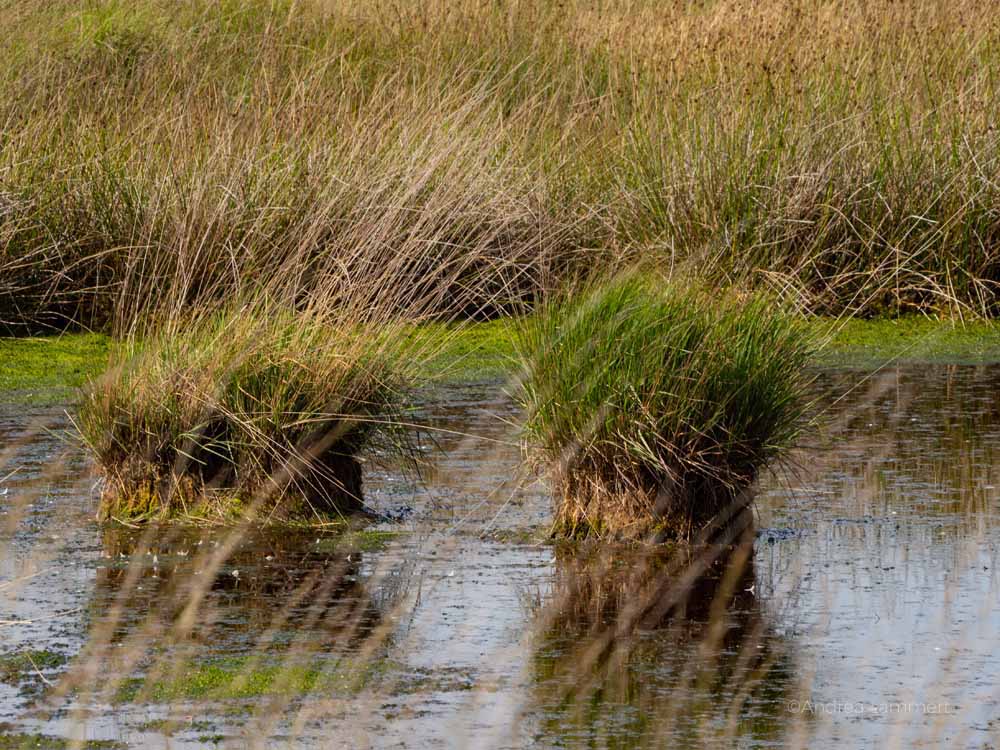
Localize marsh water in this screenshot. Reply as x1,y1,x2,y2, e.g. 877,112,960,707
1,365,999,748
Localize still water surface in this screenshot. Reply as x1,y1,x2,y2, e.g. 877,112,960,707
1,365,998,748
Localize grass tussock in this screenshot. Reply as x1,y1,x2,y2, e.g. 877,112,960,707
517,274,814,540
76,304,421,523
2,0,1000,330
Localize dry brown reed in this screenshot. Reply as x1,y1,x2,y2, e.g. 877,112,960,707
3,0,1000,330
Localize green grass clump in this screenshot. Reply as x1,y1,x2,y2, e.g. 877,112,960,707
76,306,417,523
516,274,814,540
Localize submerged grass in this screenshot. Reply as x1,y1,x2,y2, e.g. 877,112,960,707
0,650,66,683
516,274,814,540
0,734,124,750
115,655,391,703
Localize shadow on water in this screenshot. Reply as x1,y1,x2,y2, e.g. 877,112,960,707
526,520,796,748
21,523,407,745
90,525,383,652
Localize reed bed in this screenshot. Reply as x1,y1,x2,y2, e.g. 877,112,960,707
516,274,814,540
2,0,1000,331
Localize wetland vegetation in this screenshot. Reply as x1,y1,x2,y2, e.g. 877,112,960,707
3,0,1000,747
5,0,1000,332
516,274,813,539
76,305,425,522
